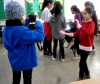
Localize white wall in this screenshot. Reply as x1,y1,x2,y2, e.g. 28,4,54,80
64,0,100,20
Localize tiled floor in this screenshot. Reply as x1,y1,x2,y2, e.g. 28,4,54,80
0,37,100,84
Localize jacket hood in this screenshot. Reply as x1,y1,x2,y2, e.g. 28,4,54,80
3,20,26,51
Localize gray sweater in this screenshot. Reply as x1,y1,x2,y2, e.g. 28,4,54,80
49,14,66,39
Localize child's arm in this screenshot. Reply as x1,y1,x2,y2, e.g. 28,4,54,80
20,21,44,44
80,22,95,35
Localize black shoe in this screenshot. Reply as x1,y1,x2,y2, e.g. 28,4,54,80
77,77,84,81
84,73,90,79
43,52,49,56
47,53,53,57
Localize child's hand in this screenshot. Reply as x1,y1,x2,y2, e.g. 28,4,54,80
74,19,79,25
66,33,73,37
60,30,74,37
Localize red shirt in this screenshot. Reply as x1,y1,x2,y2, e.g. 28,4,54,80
74,20,95,48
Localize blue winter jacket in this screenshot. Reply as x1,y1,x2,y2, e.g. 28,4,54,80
3,19,44,71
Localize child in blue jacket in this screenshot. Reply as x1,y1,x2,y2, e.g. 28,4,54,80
3,1,44,84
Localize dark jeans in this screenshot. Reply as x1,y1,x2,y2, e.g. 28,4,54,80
12,69,32,84
79,50,90,78
43,37,52,53
53,39,65,59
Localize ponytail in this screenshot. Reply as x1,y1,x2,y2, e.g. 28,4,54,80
85,8,98,37
54,1,62,17
92,11,98,37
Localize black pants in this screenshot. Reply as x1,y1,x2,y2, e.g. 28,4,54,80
43,37,52,53
65,36,80,55
53,39,65,59
74,37,80,55
79,50,90,78
65,35,72,43
12,69,32,84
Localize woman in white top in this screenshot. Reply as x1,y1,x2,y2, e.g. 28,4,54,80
41,0,54,56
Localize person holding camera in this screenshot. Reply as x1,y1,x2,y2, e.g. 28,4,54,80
3,1,44,84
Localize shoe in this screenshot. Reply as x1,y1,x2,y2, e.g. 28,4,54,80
84,74,90,79
77,77,83,81
43,52,49,56
52,56,55,60
61,59,65,62
73,56,80,60
48,53,53,57
67,42,74,49
47,53,53,58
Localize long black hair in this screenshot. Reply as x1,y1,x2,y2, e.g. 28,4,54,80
50,1,60,14
54,1,62,17
71,5,83,20
85,8,98,36
42,0,53,11
84,1,95,10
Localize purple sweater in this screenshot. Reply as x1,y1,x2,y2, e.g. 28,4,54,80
73,13,82,27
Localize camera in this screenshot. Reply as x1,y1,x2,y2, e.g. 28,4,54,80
28,14,36,22
28,14,37,30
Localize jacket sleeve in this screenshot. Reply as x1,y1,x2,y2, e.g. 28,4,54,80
24,18,30,27
80,22,95,35
20,21,44,44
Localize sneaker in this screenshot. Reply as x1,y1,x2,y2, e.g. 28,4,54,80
84,74,90,79
52,56,55,60
61,59,65,62
73,56,80,60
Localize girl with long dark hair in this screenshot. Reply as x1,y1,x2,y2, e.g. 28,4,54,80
41,0,54,56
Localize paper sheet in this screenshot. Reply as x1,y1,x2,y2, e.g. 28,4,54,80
40,4,43,9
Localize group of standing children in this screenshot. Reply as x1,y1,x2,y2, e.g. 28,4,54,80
3,0,99,84
60,1,98,80
42,0,66,61
42,0,98,81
